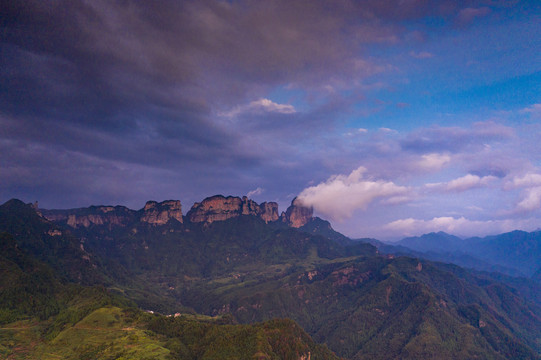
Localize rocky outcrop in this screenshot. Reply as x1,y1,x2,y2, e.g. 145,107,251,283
140,200,183,225
281,197,313,228
187,195,279,224
43,206,134,228
43,200,184,228
44,195,321,228
259,201,279,223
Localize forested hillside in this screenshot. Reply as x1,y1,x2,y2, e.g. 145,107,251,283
2,198,541,359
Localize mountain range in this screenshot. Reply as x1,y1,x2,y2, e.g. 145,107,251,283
387,231,541,277
2,196,541,359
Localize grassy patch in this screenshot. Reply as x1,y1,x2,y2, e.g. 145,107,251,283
37,307,170,360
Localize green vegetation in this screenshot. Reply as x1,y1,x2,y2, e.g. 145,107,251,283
0,202,340,359
0,305,338,359
39,307,170,360
2,199,541,359
181,256,541,359
148,316,338,359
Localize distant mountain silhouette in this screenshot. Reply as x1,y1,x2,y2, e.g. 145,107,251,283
391,229,541,278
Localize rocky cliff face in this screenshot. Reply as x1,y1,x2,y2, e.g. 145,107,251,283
140,200,183,225
43,206,134,228
43,200,184,228
187,195,279,224
43,195,315,228
259,201,280,223
281,198,313,228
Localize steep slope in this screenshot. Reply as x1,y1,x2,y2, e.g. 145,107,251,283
41,199,184,228
0,232,64,323
281,197,314,228
0,217,133,327
298,217,352,246
63,213,376,313
8,197,541,359
187,195,279,224
0,199,105,284
183,256,541,359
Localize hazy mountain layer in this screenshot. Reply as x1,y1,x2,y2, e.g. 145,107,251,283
394,231,541,277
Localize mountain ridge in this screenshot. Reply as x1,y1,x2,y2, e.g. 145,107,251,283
3,198,541,359
388,230,541,278
39,194,317,229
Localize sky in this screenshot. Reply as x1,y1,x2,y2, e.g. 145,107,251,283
1,0,540,240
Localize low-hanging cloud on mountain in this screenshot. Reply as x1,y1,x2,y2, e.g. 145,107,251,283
297,166,410,221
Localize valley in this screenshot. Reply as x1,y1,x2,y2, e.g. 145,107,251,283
2,197,541,359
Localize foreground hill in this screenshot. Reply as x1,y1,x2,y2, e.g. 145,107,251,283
3,197,541,359
2,305,336,360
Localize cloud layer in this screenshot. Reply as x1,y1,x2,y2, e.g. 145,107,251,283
220,99,296,118
1,1,540,239
426,174,497,192
298,167,409,220
296,120,541,239
383,216,529,239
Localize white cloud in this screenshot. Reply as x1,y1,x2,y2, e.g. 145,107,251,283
380,195,411,205
384,216,525,238
511,173,541,188
297,166,410,221
516,187,541,212
417,153,451,171
219,98,296,118
505,173,541,213
344,128,368,137
427,174,497,192
247,187,264,197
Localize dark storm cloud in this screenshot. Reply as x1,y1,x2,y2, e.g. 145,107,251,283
0,0,364,199
0,0,515,209
1,0,495,118
1,0,500,125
